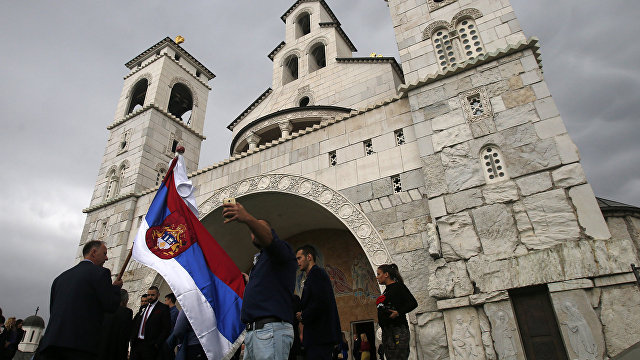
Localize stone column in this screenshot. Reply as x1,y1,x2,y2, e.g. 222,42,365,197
278,121,293,138
247,133,261,151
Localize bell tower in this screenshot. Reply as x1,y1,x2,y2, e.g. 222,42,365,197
78,37,214,271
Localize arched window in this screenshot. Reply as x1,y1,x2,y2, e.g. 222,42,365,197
104,169,119,200
167,83,193,123
456,18,485,60
295,13,311,39
127,79,148,114
299,96,310,107
156,167,167,186
480,145,509,183
309,43,326,72
283,55,299,85
431,28,457,71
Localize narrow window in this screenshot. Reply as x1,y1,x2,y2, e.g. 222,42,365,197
364,139,374,155
299,96,310,107
432,29,457,71
196,70,201,78
457,18,485,60
391,175,402,193
329,151,337,166
171,140,179,153
309,43,326,72
156,168,166,186
99,221,108,238
296,13,311,39
168,83,193,122
174,53,181,61
394,129,406,146
29,331,34,342
105,170,119,200
481,146,509,183
127,79,148,114
283,55,299,85
468,94,483,116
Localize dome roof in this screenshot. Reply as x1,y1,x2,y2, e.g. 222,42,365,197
23,315,45,328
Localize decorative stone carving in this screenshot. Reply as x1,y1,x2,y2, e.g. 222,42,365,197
444,308,485,360
451,8,484,27
550,289,604,360
477,309,496,360
599,284,640,357
437,212,482,261
422,20,454,40
428,259,474,299
521,189,580,249
198,174,391,266
426,0,458,13
460,87,492,124
415,312,449,360
471,203,518,258
485,301,524,360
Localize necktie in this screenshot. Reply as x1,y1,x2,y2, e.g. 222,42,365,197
141,305,151,336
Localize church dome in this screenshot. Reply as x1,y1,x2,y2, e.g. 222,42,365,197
22,315,45,328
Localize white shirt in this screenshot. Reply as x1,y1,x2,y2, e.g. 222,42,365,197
137,300,158,339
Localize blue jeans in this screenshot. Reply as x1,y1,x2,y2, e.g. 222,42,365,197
244,322,294,360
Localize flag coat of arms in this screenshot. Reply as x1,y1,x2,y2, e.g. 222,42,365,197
132,154,245,359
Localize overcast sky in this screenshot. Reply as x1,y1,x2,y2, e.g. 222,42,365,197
1,1,638,323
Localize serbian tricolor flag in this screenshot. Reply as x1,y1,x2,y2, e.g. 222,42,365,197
132,154,245,359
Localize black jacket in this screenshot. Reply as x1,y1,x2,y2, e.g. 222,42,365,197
300,265,341,347
39,261,121,354
98,306,133,360
131,301,171,348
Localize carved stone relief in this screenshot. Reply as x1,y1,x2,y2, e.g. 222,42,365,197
550,289,604,360
444,307,485,360
484,301,525,360
426,0,457,13
197,174,392,267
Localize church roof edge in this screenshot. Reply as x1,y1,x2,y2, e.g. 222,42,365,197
319,22,357,52
228,88,274,130
336,57,404,83
281,0,340,25
268,41,287,61
125,37,215,80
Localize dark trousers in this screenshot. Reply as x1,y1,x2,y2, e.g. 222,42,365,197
36,346,96,360
305,344,334,360
185,344,206,360
130,339,159,360
381,325,410,360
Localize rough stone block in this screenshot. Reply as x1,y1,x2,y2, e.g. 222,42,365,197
397,198,430,221
494,103,538,131
515,172,552,196
569,184,611,240
502,86,536,109
428,259,474,299
534,116,566,139
432,108,465,131
385,233,423,254
340,182,374,204
600,284,640,357
371,177,394,198
437,297,471,310
503,138,561,178
482,181,519,204
593,273,635,287
437,212,482,261
379,221,404,239
548,278,594,292
469,117,497,138
404,216,429,235
444,187,483,214
555,134,580,164
432,123,473,152
366,207,398,226
522,189,580,249
469,291,509,305
534,97,560,120
422,154,448,198
551,163,587,188
415,312,449,360
400,168,425,190
442,143,485,193
472,203,519,257
429,196,447,219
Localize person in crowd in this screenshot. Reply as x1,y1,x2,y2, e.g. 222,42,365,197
332,333,349,360
137,295,149,316
295,245,341,359
375,264,418,360
352,334,361,360
130,286,171,360
164,293,179,330
98,289,133,360
36,240,122,360
167,310,205,360
359,334,371,360
3,317,23,360
222,201,297,360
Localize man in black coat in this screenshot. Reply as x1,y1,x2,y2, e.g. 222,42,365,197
295,245,341,360
37,240,123,360
130,285,171,360
98,289,133,360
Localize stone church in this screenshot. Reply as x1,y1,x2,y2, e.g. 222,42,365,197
76,0,640,358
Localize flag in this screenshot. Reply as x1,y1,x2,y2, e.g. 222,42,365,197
132,154,245,359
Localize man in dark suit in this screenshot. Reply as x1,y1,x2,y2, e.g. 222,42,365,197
98,289,133,360
37,240,122,360
295,245,341,360
131,285,171,360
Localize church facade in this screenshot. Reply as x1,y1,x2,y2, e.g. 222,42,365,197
77,0,640,358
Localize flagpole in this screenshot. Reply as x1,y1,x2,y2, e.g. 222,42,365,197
116,146,186,282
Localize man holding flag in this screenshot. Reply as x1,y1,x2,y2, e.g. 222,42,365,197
131,148,246,360
222,202,297,360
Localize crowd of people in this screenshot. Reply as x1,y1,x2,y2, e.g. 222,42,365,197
0,308,25,360
29,201,417,360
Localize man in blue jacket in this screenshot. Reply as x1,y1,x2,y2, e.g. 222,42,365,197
37,240,122,360
295,245,341,360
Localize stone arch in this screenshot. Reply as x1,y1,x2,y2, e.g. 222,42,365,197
451,8,483,27
423,20,453,40
293,8,313,39
168,77,199,107
125,73,152,99
295,90,315,107
197,174,392,268
280,49,303,66
304,37,329,55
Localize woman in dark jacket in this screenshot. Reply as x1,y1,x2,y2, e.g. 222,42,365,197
375,264,417,360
